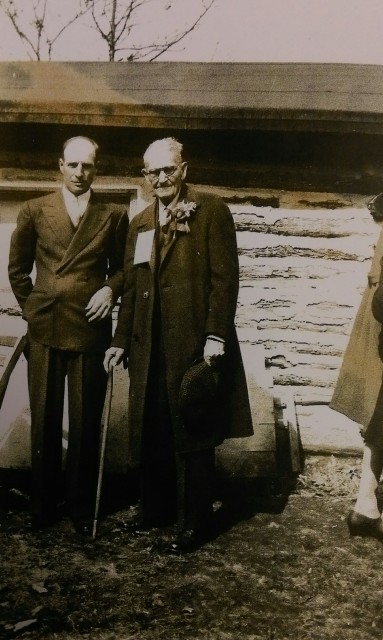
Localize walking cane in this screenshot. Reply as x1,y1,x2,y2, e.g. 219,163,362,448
92,368,114,540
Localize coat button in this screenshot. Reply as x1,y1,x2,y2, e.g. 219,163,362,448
143,291,149,299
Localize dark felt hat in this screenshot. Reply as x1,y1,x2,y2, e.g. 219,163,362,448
178,358,220,430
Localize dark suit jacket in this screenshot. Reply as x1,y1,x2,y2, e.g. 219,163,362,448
112,184,253,463
8,190,129,352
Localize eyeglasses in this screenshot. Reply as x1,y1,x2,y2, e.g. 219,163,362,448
144,166,179,181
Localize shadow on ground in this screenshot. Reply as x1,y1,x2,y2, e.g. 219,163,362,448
4,456,383,640
0,467,296,543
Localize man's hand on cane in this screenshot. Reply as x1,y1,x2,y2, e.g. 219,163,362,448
103,347,126,373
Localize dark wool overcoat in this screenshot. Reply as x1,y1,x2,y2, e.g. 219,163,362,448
330,196,383,429
8,190,128,352
112,185,253,465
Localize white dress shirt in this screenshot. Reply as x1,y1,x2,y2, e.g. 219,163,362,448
62,187,91,228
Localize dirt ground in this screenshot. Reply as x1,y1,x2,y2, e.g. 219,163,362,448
1,454,382,640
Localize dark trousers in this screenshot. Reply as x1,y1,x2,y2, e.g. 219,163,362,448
140,420,215,531
141,353,215,531
27,338,107,520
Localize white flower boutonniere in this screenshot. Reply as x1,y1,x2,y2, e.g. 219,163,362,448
167,200,197,238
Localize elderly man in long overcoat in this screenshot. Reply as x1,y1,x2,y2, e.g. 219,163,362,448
105,137,253,553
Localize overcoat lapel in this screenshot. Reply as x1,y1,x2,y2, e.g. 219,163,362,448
135,202,157,272
160,231,177,266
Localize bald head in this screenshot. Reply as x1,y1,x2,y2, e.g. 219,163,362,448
62,136,99,162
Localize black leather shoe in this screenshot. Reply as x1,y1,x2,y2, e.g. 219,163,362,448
347,511,383,541
126,521,152,536
26,514,55,531
120,510,177,534
155,529,204,555
71,518,93,537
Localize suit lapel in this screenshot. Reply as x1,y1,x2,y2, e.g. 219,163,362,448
43,191,75,249
57,194,112,273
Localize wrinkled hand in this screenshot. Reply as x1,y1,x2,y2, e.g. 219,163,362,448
103,347,126,373
85,286,113,323
203,337,225,366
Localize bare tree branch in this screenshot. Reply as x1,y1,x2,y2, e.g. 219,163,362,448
46,1,97,59
142,0,215,61
0,0,40,59
0,0,95,60
0,0,216,61
35,0,48,60
86,0,216,62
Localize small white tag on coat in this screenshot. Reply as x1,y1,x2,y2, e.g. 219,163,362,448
134,229,155,264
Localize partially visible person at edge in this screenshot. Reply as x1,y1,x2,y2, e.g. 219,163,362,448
8,136,129,535
104,137,253,554
330,193,383,540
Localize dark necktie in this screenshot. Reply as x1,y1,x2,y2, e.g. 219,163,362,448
159,207,172,246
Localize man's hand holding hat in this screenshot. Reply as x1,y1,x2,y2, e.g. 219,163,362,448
203,336,225,367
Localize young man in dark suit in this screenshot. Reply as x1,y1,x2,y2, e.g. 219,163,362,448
8,136,129,534
104,137,252,553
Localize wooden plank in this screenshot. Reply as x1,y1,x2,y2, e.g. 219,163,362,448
0,335,27,407
238,231,375,261
238,256,372,281
0,336,19,347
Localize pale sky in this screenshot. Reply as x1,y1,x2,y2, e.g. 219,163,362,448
0,0,383,64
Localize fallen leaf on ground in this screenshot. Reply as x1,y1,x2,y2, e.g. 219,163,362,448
13,618,37,632
32,583,48,594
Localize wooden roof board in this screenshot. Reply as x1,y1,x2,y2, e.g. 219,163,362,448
0,61,383,131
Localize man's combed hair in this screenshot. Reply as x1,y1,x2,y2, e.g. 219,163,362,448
143,137,183,166
62,136,100,159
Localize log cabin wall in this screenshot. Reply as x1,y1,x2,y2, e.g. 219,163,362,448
225,188,379,455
